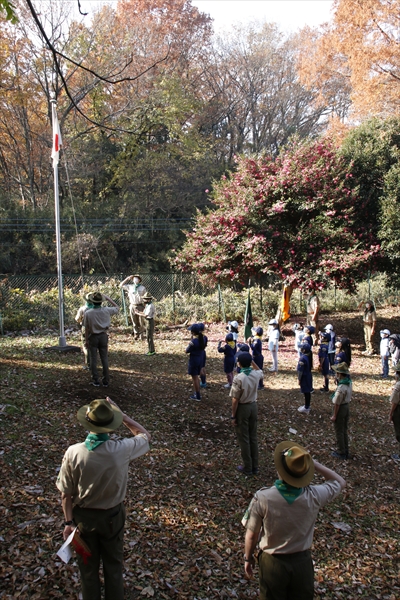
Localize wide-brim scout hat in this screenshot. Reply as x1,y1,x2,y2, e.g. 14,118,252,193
142,293,153,300
274,441,315,488
332,362,350,375
133,274,142,281
85,291,103,305
77,399,123,433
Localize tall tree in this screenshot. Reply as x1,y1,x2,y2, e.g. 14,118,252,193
172,137,380,291
300,0,400,119
198,23,333,162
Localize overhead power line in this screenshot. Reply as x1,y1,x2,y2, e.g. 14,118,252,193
0,218,193,232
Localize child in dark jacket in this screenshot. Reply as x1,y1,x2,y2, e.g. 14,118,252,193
297,342,313,414
318,331,330,392
303,325,314,369
198,322,208,388
249,327,264,389
218,333,236,388
186,323,205,401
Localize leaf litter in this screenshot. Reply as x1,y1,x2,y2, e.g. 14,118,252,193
0,310,399,599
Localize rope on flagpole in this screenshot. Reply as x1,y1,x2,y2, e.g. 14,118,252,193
62,149,85,286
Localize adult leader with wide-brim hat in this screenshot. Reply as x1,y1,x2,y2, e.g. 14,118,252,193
274,440,315,488
332,362,350,375
77,399,124,433
85,291,104,305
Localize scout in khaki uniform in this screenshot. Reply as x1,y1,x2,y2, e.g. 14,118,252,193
331,362,352,460
75,298,94,369
230,352,263,476
359,300,377,355
119,274,147,339
242,441,346,600
389,363,400,460
306,289,320,329
57,397,151,600
135,293,156,355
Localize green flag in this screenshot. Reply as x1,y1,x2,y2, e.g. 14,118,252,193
244,289,253,340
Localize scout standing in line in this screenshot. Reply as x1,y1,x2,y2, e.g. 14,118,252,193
135,293,156,355
119,274,147,339
331,362,352,460
75,296,94,369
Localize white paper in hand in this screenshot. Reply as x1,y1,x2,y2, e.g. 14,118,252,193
57,527,77,563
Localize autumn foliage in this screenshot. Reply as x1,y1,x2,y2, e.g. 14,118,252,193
173,139,381,291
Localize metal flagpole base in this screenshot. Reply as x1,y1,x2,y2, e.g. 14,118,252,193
44,343,81,353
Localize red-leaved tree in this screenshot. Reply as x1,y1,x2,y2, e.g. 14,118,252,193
172,138,381,291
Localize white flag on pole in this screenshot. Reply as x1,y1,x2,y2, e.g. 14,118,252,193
51,103,62,168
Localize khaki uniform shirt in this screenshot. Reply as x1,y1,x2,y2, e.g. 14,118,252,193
242,480,341,554
144,302,156,319
230,370,263,404
75,305,86,325
83,306,118,335
56,435,150,509
363,310,377,325
123,284,146,307
389,381,400,406
332,382,352,406
307,295,320,316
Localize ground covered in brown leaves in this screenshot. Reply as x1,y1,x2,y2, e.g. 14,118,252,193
0,310,399,599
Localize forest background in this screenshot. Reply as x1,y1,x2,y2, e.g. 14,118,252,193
1,0,400,288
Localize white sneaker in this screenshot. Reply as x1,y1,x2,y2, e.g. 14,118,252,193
298,405,310,414
268,367,277,372
224,383,232,388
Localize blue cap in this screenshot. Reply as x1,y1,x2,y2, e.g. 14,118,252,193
300,342,311,353
236,351,252,368
320,331,331,341
305,325,315,334
225,333,234,342
237,343,250,352
189,324,200,334
197,323,205,332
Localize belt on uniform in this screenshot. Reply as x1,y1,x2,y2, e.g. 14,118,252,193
76,503,121,514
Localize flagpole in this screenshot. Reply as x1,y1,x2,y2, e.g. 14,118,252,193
51,99,66,348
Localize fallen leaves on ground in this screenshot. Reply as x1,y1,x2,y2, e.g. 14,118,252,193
0,310,399,599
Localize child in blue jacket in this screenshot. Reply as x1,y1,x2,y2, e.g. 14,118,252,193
186,323,205,401
249,327,264,389
297,342,313,414
218,333,236,388
198,322,208,388
318,331,330,392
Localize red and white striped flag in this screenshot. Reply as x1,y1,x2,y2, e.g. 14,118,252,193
51,103,62,168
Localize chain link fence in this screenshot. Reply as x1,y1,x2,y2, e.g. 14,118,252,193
0,272,398,332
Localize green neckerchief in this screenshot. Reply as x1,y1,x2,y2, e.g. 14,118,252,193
133,283,141,292
84,433,110,451
274,480,303,504
228,340,236,349
330,376,352,400
85,302,94,309
92,304,102,309
241,367,252,376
